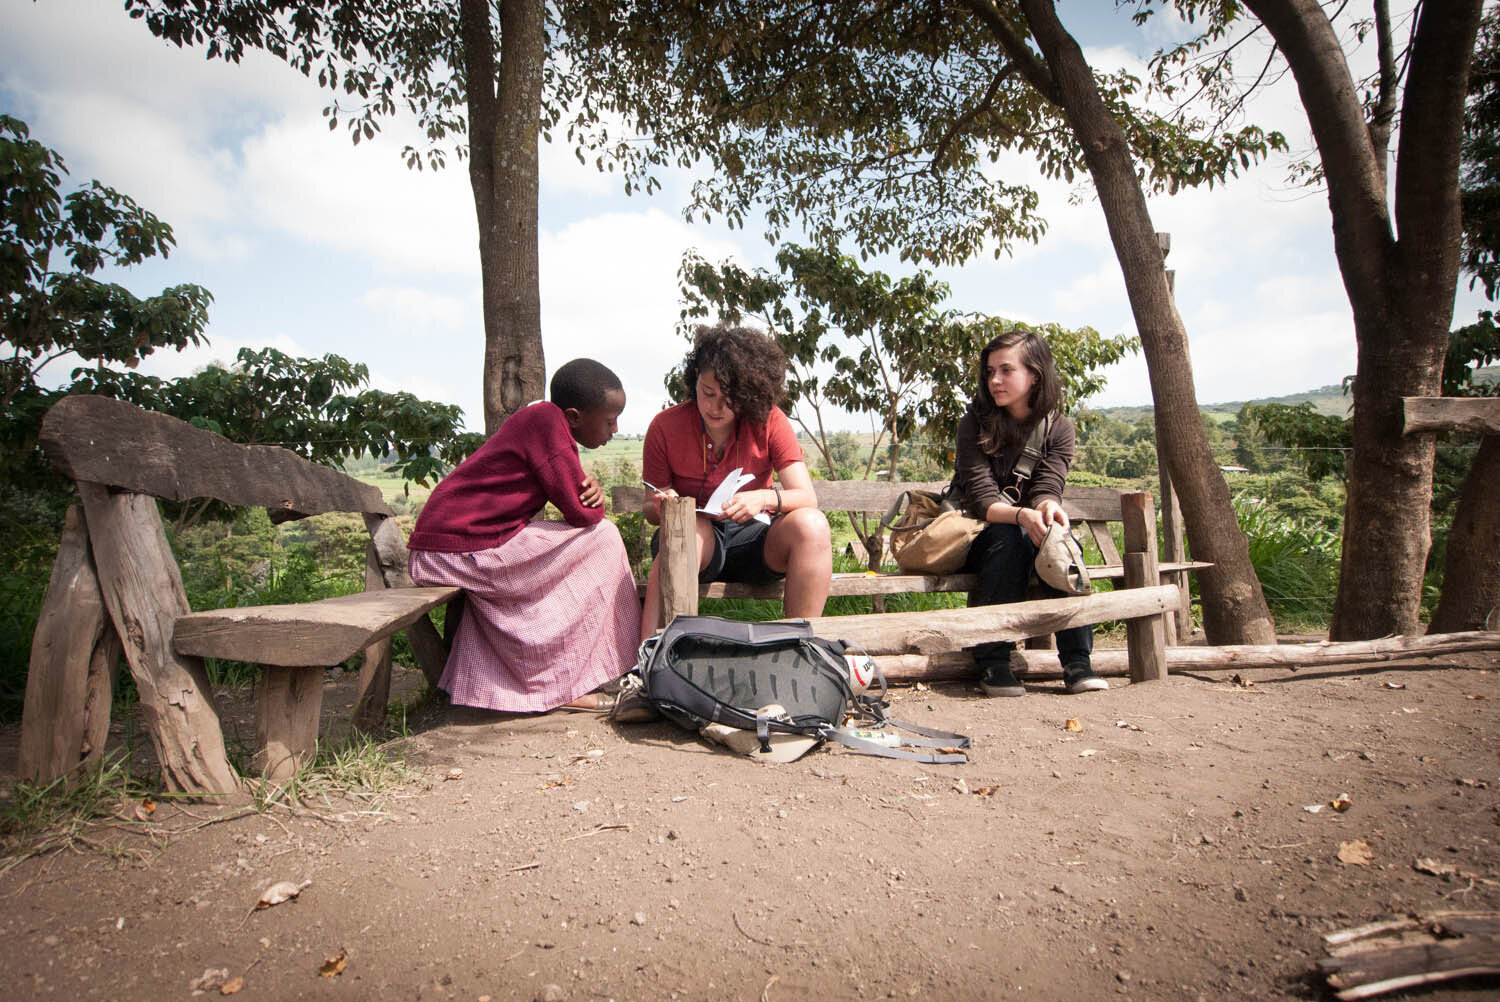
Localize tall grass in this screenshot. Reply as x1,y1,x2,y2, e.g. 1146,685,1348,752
1232,491,1341,631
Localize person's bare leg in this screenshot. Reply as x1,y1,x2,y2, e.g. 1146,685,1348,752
763,508,832,619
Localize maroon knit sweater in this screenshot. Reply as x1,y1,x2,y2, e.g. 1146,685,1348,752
407,402,601,553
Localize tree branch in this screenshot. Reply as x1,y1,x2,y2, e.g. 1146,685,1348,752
930,62,1014,173
955,0,1061,104
1366,0,1397,193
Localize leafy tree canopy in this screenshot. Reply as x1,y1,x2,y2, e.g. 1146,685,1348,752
123,0,471,170
556,1,1285,265
0,115,475,490
1240,400,1352,483
1462,5,1500,299
676,242,1135,480
1,113,211,475
75,347,481,486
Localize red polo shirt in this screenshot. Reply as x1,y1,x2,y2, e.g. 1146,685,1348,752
642,400,804,507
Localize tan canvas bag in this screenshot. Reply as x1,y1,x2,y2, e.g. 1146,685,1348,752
882,415,1055,576
882,489,986,575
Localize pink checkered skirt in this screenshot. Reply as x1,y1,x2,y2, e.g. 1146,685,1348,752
407,519,640,712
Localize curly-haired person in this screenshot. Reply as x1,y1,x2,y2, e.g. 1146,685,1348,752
640,322,832,639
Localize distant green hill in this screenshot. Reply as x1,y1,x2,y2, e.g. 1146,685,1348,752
1090,364,1498,424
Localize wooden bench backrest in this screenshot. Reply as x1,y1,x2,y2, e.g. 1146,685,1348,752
40,395,391,522
611,480,1130,565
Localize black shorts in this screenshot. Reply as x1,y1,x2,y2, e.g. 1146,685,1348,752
650,517,785,585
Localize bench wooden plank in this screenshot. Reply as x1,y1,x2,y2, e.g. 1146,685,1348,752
41,395,391,521
173,586,461,668
613,481,1135,523
639,560,1213,601
801,584,1182,655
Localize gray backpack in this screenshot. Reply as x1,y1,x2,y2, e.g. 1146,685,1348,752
637,615,970,764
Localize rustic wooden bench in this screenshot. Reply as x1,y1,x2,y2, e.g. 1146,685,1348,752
612,480,1210,683
18,395,460,796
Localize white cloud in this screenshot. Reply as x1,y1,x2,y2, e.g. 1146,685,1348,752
539,208,745,433
240,116,478,277
360,287,474,330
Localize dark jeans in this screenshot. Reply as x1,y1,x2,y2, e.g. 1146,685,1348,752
963,522,1094,669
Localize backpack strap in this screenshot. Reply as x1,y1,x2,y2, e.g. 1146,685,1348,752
884,718,972,747
826,726,970,764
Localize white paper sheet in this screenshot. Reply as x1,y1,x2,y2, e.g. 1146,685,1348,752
699,467,772,525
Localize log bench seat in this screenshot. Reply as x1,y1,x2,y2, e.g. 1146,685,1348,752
19,395,458,796
169,585,458,790
173,586,460,667
612,479,1209,684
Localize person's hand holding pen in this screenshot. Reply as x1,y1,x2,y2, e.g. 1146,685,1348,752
642,480,679,524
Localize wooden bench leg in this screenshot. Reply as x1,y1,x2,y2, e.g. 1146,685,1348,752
257,667,323,782
352,638,392,734
659,496,699,626
19,505,120,786
78,482,241,797
1121,492,1168,683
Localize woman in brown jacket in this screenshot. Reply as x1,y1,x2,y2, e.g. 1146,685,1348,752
950,329,1105,698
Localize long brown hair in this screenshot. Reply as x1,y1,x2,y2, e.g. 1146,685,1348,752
972,329,1062,456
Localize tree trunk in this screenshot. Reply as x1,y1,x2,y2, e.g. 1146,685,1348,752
1429,434,1500,632
461,0,547,435
1243,0,1482,639
1016,0,1276,645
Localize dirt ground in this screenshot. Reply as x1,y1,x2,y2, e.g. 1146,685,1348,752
2,643,1499,1002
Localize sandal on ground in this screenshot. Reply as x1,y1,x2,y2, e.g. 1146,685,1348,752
560,692,617,714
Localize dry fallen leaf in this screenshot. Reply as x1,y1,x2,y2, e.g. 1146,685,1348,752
444,768,464,781
971,785,1001,797
256,879,312,910
220,975,244,995
1338,839,1374,866
540,775,573,790
1330,793,1352,812
1413,857,1458,878
1064,717,1083,732
1466,694,1486,700
190,968,230,992
319,949,348,978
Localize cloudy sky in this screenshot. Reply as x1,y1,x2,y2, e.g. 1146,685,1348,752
4,1,1486,436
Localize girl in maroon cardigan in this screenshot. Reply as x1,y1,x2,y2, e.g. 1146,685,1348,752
407,359,638,713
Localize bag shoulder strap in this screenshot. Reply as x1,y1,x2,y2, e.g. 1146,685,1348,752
1010,412,1054,483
